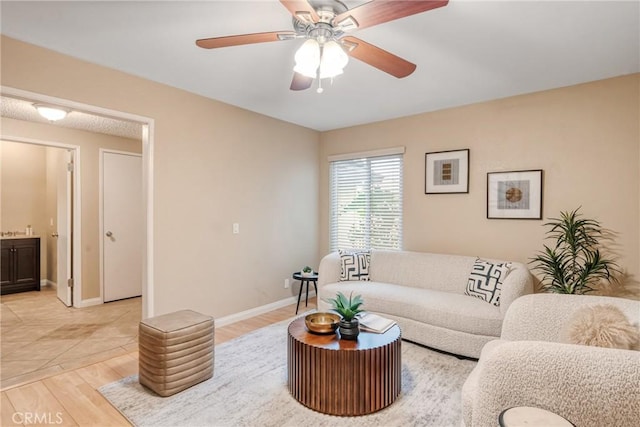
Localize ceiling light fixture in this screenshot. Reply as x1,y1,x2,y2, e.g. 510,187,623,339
33,104,70,121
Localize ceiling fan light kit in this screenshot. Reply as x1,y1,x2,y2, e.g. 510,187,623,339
196,0,449,92
294,39,349,80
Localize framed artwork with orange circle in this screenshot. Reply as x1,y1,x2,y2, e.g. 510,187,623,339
487,170,543,219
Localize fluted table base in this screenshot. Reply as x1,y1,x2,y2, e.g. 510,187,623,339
287,317,401,416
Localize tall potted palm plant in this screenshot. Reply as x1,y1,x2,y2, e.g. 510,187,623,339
530,207,619,294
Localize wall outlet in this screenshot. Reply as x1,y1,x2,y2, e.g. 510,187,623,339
284,278,290,289
232,223,240,234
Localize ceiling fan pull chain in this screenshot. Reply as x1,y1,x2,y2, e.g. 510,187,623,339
316,65,323,93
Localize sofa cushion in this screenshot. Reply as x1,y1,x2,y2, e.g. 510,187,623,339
369,250,477,293
339,250,371,281
322,281,503,336
465,259,511,306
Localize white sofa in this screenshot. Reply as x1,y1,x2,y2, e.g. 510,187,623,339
317,250,533,358
461,293,640,427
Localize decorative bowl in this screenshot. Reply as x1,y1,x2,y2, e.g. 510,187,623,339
305,312,340,334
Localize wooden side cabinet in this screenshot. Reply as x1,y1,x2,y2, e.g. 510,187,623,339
1,237,41,295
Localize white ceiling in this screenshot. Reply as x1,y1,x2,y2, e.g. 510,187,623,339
1,1,638,132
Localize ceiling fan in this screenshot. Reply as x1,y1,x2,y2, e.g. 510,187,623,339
196,0,449,92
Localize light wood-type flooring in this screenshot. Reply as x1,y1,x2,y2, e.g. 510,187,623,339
1,287,317,426
1,287,141,390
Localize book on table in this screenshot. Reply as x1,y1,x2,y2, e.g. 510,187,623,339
359,313,396,334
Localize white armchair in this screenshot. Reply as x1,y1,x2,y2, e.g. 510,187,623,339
461,293,640,427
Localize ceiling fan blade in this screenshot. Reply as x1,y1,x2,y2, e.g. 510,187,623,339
290,72,314,91
279,0,319,24
196,31,296,49
342,36,416,78
334,0,448,30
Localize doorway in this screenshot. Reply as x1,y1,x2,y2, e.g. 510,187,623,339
0,139,78,307
1,86,154,317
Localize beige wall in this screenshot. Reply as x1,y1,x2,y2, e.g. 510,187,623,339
320,74,640,297
1,36,320,316
1,119,142,297
3,34,636,317
0,140,49,278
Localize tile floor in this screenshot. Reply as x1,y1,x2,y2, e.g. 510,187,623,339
1,287,140,390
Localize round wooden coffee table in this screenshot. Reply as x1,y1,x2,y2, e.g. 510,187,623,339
287,316,401,416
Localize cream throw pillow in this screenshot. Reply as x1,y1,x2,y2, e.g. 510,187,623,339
564,304,639,350
465,259,511,306
338,250,371,281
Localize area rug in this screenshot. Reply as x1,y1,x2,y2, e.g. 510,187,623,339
99,318,476,427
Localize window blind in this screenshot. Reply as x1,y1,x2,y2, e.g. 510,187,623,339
329,153,403,251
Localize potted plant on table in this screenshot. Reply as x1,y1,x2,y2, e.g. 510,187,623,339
300,265,314,277
325,291,364,340
530,207,620,294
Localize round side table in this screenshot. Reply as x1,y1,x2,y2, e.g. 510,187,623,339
287,316,402,416
499,406,575,427
292,272,318,314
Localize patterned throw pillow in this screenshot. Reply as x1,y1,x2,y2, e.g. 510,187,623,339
339,250,371,281
465,259,511,306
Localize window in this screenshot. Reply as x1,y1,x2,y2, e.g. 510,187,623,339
329,149,403,251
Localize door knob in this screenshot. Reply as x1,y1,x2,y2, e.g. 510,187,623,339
51,232,59,238
106,231,113,237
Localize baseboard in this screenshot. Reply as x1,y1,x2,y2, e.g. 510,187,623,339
41,279,56,289
75,297,103,308
216,291,316,328
71,292,316,321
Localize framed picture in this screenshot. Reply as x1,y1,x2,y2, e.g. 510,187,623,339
425,149,469,194
487,170,543,219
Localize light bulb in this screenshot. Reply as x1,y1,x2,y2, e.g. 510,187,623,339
319,41,349,79
293,39,320,78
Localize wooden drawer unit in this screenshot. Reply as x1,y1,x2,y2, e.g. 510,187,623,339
1,237,41,295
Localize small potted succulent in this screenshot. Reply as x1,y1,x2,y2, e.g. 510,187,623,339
300,265,314,277
325,291,364,340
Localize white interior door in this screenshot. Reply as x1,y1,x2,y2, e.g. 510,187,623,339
56,149,72,306
102,151,142,302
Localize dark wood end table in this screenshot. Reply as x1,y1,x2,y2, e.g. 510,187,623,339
287,316,402,416
292,272,318,314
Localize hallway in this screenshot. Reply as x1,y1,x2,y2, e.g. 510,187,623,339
1,287,140,390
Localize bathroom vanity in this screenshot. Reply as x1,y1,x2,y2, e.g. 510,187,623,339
0,236,41,295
